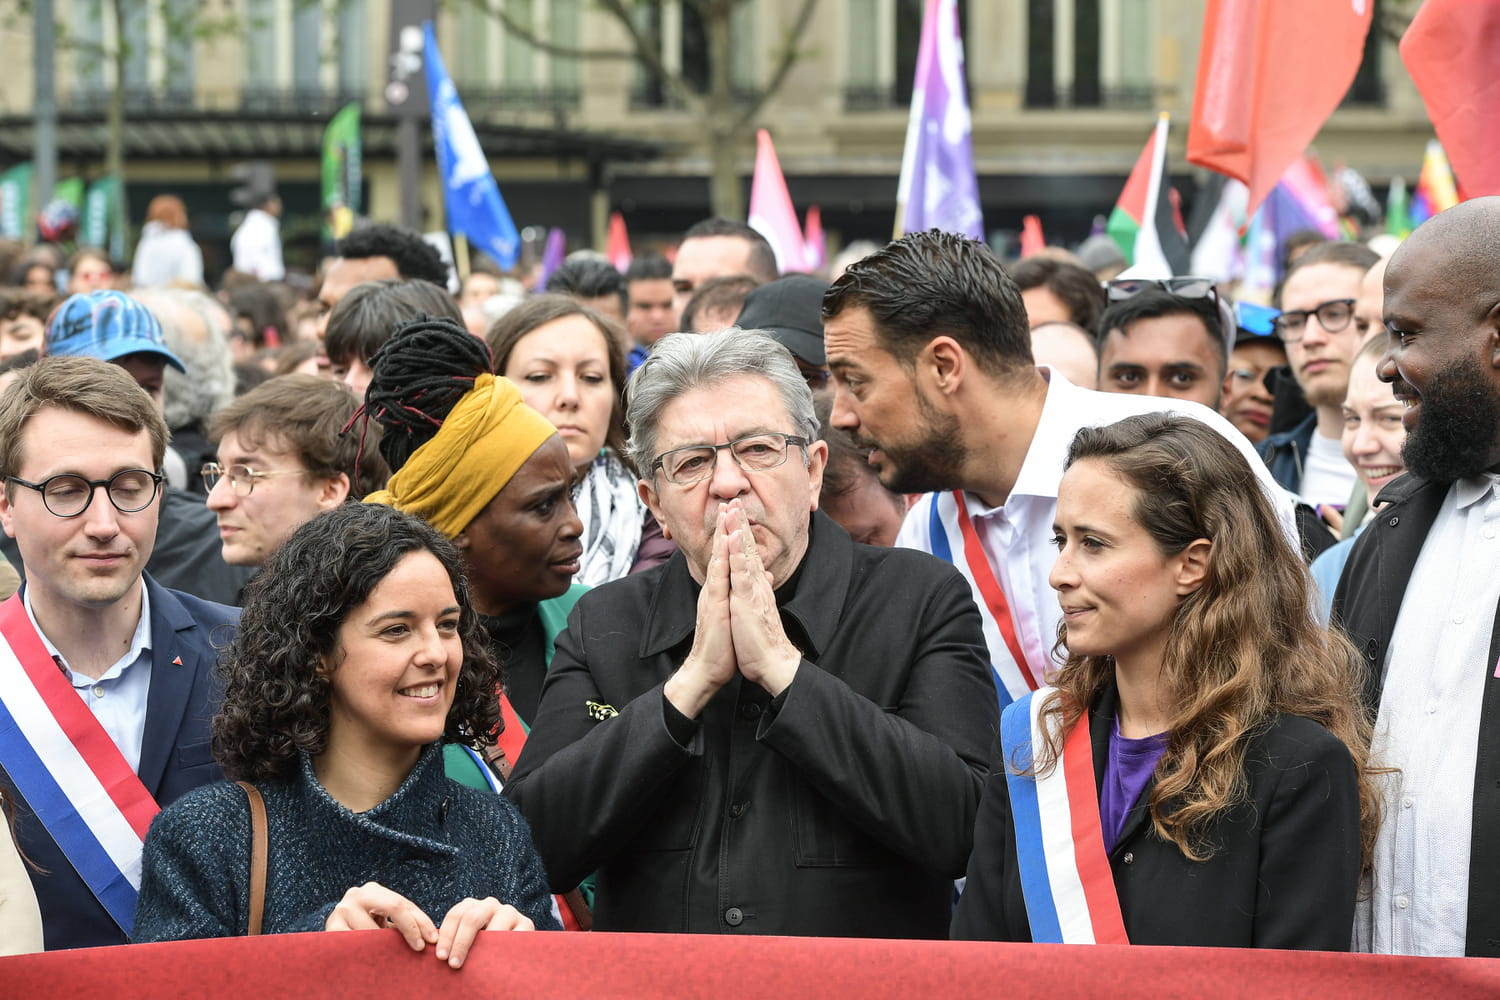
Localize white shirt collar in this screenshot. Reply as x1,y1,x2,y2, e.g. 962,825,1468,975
23,583,153,682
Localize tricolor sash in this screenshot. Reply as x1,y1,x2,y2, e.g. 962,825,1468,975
480,695,589,932
926,491,1043,710
1000,688,1128,945
0,594,159,934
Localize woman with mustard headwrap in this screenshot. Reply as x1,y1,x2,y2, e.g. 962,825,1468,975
362,318,586,770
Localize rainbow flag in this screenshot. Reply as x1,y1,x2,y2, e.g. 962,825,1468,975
1410,140,1460,227
1106,114,1189,276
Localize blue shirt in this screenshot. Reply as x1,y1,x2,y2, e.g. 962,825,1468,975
24,585,153,773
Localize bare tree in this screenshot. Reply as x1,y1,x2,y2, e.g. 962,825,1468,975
474,0,820,220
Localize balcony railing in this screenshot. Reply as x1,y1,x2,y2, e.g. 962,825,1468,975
1023,83,1156,110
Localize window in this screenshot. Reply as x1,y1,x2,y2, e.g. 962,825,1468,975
845,0,968,111
632,0,757,109
1026,0,1155,109
454,0,581,110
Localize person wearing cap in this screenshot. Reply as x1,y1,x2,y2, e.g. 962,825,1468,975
1219,302,1288,447
44,290,187,411
505,329,996,937
18,291,253,607
0,355,237,950
1095,281,1230,410
735,274,831,390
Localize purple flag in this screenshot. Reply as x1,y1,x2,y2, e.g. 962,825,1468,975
895,0,983,240
532,227,566,292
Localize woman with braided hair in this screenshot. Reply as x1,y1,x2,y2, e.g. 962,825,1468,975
362,316,585,748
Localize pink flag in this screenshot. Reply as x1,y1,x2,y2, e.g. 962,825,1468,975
803,206,826,273
607,212,633,272
748,128,808,273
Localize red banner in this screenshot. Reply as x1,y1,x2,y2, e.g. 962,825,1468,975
5,931,1500,998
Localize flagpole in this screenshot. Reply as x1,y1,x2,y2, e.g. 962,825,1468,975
454,233,470,280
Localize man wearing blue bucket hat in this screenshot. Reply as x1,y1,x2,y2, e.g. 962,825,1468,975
43,291,186,412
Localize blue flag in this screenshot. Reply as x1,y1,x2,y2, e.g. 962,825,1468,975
423,21,519,270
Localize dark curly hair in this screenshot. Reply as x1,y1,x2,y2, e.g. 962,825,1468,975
212,503,500,782
335,223,450,286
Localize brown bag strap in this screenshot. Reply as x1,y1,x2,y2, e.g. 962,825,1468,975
236,780,268,936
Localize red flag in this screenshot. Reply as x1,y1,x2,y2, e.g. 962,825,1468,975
1019,215,1045,258
606,212,632,273
1400,0,1500,199
1187,0,1372,218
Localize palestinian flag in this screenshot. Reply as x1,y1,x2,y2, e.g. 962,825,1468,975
1106,113,1191,277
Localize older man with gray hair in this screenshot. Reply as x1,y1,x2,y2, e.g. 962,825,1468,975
507,329,996,938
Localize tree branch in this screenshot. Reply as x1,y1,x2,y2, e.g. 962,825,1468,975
465,0,638,61
730,0,819,135
596,0,702,111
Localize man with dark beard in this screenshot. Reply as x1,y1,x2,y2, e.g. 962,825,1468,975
1333,196,1500,958
822,230,1296,708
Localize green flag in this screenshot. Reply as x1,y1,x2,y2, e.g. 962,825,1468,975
0,163,33,239
1385,176,1411,239
322,103,362,241
82,175,121,254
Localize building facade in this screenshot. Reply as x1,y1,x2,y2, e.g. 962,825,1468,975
0,0,1436,275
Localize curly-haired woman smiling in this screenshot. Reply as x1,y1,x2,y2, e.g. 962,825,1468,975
133,503,558,962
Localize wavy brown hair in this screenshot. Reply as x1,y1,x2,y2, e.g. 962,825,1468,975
212,503,501,782
1034,413,1380,871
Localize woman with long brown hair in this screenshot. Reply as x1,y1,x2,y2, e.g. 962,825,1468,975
953,412,1378,949
1,788,43,955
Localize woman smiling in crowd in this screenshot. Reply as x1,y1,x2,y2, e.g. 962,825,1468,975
133,504,557,960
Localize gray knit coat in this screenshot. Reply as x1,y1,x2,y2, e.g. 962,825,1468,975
132,743,560,939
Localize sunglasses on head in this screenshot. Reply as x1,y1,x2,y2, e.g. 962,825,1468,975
1103,277,1218,302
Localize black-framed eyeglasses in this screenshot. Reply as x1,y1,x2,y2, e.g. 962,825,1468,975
1104,276,1218,303
651,433,810,486
200,462,306,497
1272,298,1356,342
8,469,163,518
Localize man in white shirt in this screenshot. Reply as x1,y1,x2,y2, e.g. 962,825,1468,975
230,193,284,282
821,230,1296,708
1333,196,1500,957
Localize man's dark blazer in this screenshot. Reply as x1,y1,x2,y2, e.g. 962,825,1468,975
0,574,237,950
951,684,1362,949
1331,473,1500,957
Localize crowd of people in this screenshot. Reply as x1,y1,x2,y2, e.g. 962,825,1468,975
1,194,1497,966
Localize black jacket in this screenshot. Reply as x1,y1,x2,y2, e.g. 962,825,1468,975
506,511,998,938
951,685,1361,949
1331,473,1500,957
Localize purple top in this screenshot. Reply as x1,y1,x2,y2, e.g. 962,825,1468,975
1099,717,1168,854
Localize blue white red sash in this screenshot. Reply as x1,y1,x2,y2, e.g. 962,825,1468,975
0,593,159,934
465,707,587,932
1000,687,1128,945
926,491,1042,710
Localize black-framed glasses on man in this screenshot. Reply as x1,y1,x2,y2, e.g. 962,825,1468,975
201,462,305,497
7,469,164,518
651,433,809,486
1272,299,1356,342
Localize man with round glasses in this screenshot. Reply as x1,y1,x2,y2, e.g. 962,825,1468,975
1258,241,1380,509
0,356,237,950
508,330,996,937
204,374,388,568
